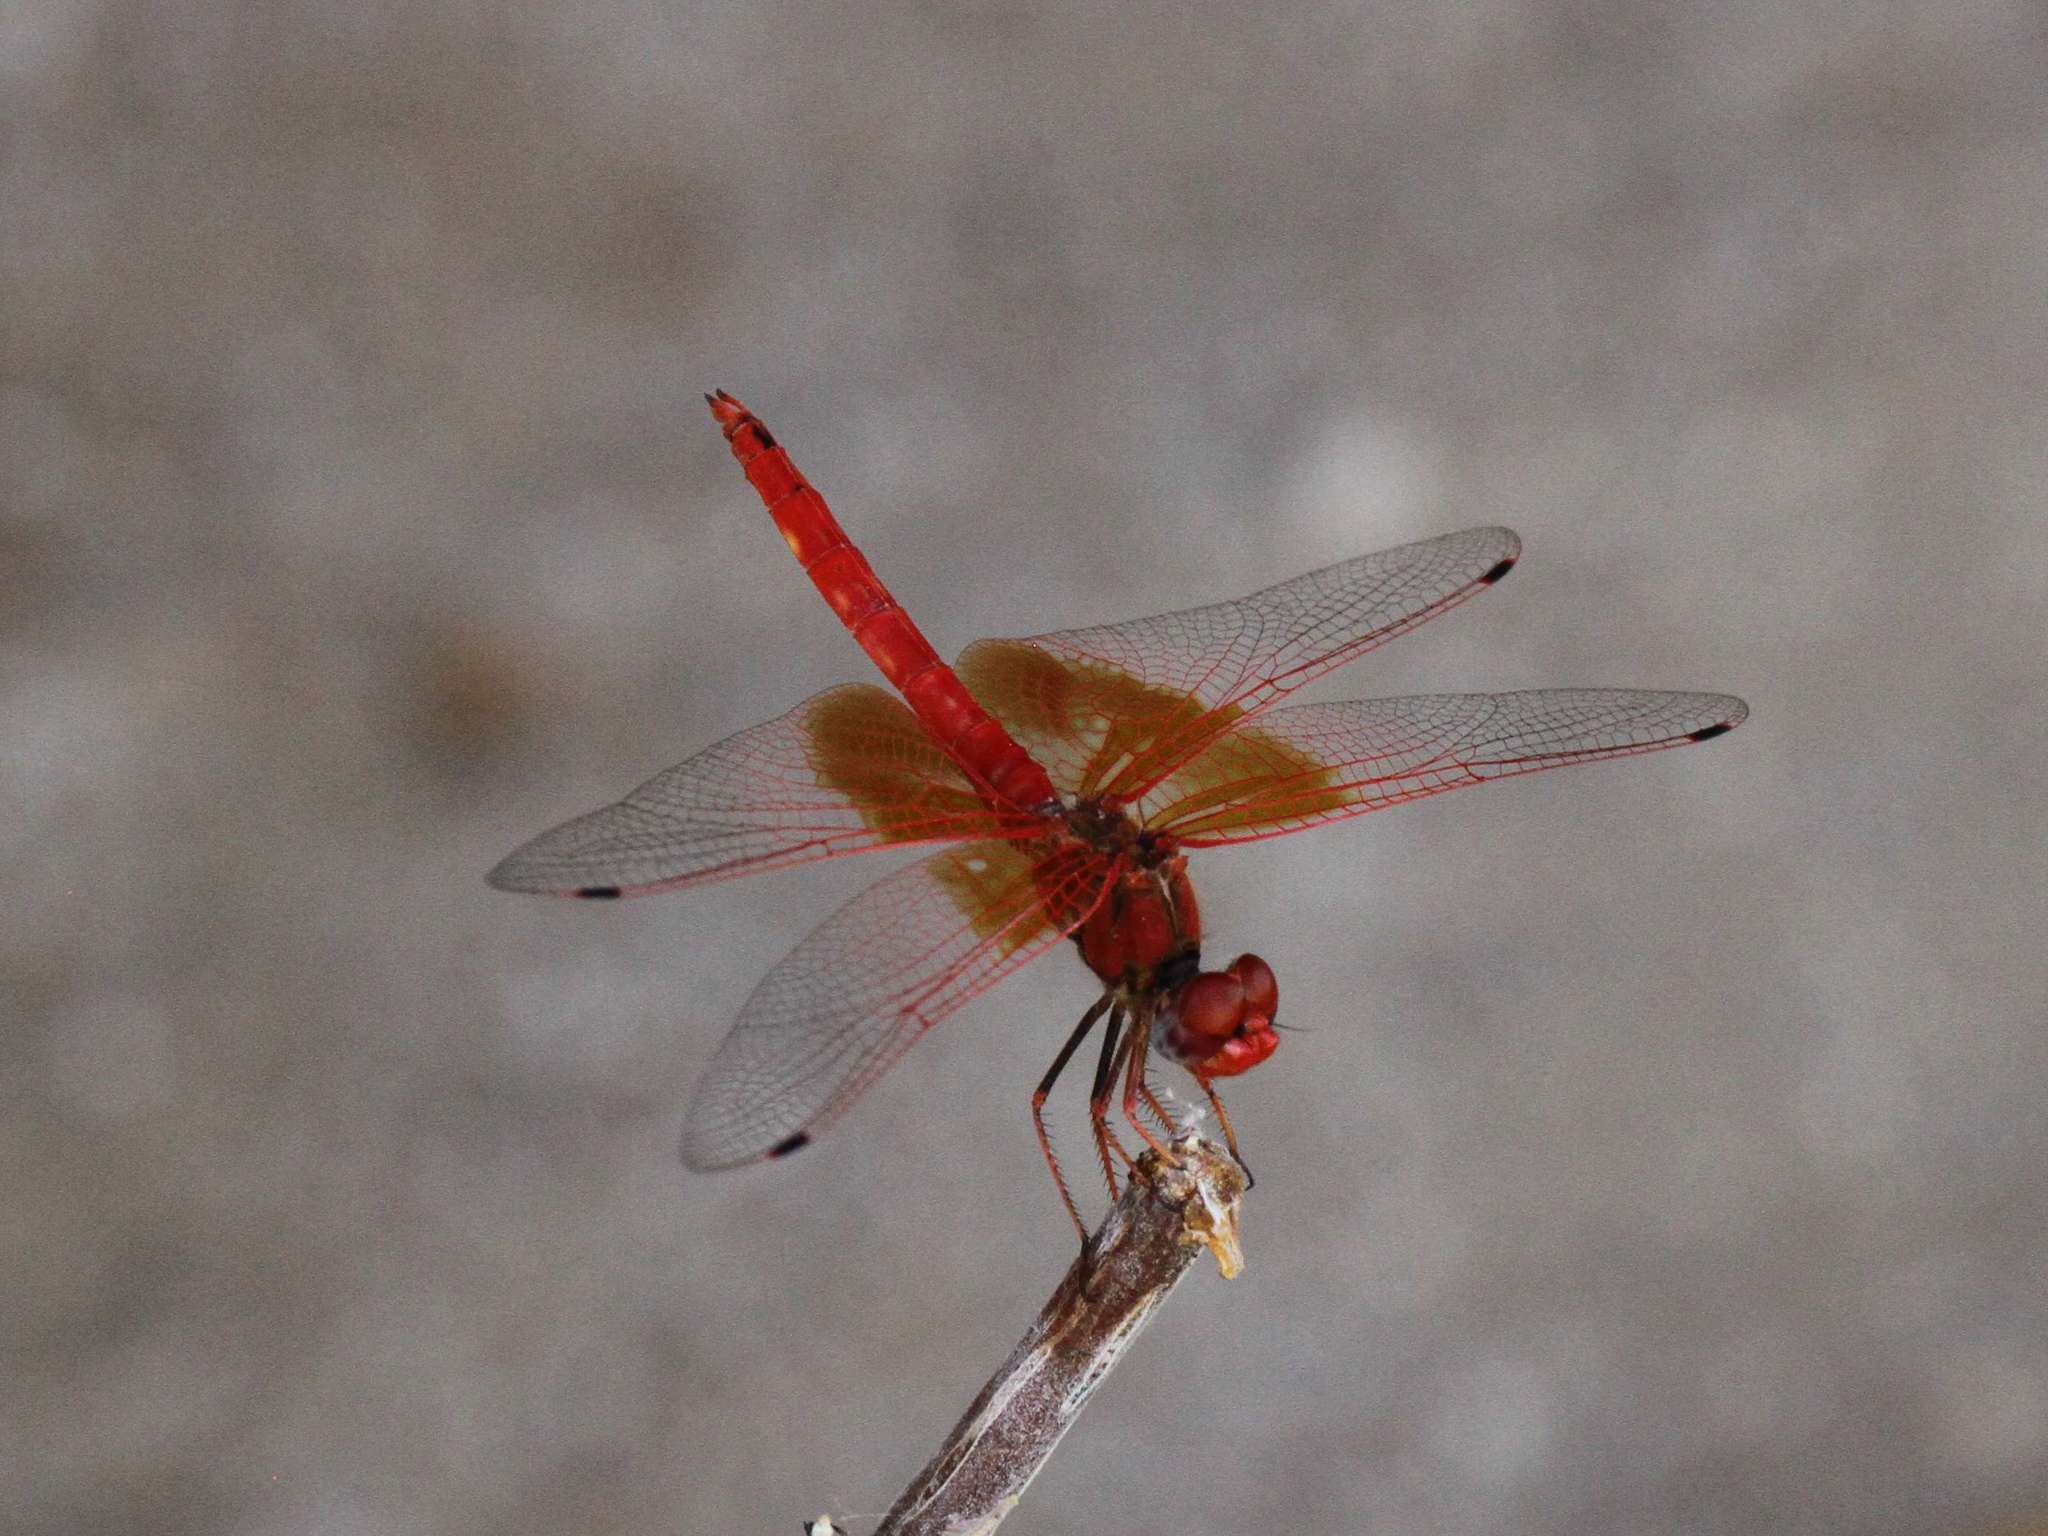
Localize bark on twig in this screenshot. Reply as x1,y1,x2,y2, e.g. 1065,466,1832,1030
865,1133,1248,1536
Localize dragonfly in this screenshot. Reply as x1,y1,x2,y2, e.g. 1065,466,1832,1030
489,391,1748,1239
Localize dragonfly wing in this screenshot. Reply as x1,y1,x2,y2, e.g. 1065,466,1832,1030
680,839,1115,1169
958,526,1520,800
1151,689,1748,844
487,684,1009,897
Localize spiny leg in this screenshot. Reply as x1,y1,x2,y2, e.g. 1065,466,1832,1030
1119,1005,1180,1165
1195,1074,1255,1190
1087,1005,1139,1196
1138,1077,1182,1140
1032,994,1114,1244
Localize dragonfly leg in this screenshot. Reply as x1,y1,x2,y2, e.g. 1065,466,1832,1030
1032,994,1115,1246
1195,1074,1254,1191
1087,1006,1139,1197
1138,1078,1181,1139
1120,1009,1180,1166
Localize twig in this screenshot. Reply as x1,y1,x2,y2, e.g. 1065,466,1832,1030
865,1133,1248,1536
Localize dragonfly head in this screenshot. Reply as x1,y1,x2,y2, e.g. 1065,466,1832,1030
1159,953,1280,1078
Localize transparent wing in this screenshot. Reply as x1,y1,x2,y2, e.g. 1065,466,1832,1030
958,526,1520,802
1148,689,1749,844
680,839,1115,1169
487,684,1015,898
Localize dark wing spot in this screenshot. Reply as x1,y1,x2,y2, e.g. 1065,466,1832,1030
769,1131,812,1158
1687,722,1734,742
578,886,623,899
1479,555,1517,585
753,425,777,449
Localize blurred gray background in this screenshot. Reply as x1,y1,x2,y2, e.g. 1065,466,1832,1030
7,1,2045,1532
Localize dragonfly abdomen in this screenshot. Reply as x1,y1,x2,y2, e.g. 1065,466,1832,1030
708,391,1059,813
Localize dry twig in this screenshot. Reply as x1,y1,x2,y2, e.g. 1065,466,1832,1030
855,1133,1248,1536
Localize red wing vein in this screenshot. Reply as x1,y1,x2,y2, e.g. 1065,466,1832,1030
487,684,1008,897
969,527,1520,801
679,842,1114,1168
1157,689,1748,843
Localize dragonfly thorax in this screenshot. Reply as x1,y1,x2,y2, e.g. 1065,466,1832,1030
1058,796,1179,866
1073,850,1200,990
1060,800,1281,1082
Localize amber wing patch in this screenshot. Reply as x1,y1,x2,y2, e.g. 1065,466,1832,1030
1142,721,1351,838
801,685,991,842
959,639,1238,803
927,837,1106,960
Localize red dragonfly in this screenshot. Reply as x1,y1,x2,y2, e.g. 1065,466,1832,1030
490,392,1747,1237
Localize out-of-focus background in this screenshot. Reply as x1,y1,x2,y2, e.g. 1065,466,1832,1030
8,1,2045,1532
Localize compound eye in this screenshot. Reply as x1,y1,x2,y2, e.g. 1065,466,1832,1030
1228,954,1278,1020
1175,971,1245,1042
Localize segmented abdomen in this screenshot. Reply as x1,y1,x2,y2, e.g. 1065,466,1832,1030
708,391,1059,813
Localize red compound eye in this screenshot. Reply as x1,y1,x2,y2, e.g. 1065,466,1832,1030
1228,954,1278,1021
1201,1025,1280,1078
1175,971,1245,1042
